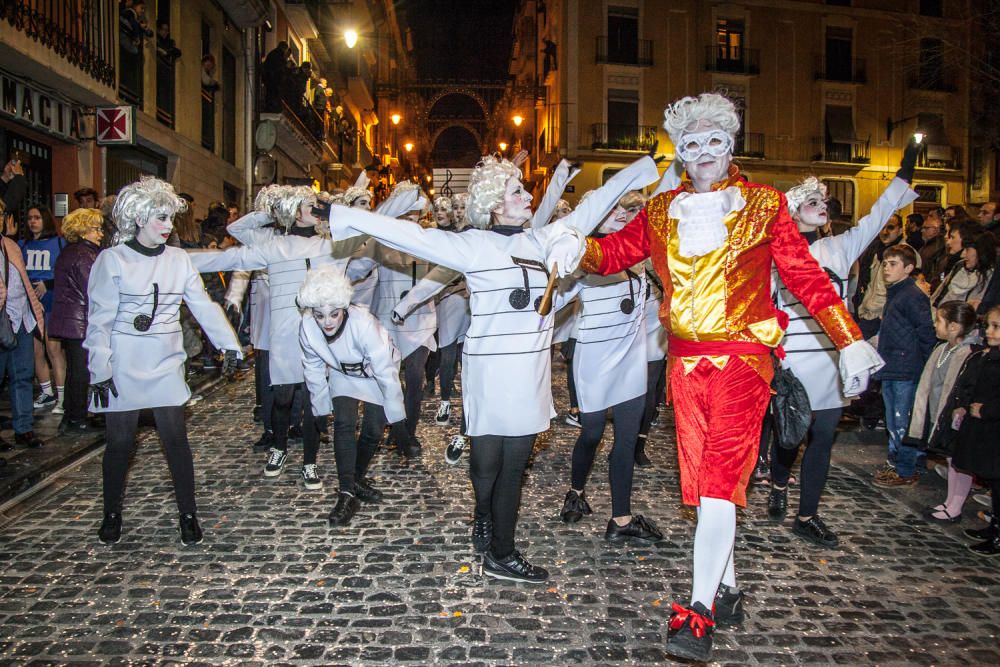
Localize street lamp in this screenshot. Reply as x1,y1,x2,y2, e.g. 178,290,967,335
498,141,508,152
391,113,402,125
913,132,924,145
344,29,359,48
512,114,523,127
404,141,414,152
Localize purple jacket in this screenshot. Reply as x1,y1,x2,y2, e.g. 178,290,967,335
49,240,100,340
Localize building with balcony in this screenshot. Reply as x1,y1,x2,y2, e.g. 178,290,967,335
504,0,977,222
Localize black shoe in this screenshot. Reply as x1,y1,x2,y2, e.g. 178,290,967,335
560,490,592,523
15,431,43,448
98,512,122,545
287,425,303,442
968,534,1000,557
634,436,652,467
58,418,92,436
252,405,263,422
767,486,788,522
472,516,492,553
179,513,203,545
401,438,422,459
714,584,746,626
424,381,436,398
482,549,549,583
792,515,839,548
0,436,11,452
253,430,274,451
353,478,383,504
88,414,106,429
665,601,715,662
604,514,663,543
964,522,999,541
328,492,361,527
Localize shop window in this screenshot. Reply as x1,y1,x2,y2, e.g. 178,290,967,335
106,145,167,198
0,130,51,223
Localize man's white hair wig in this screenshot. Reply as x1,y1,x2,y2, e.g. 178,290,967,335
662,93,741,146
619,190,647,210
785,176,828,218
297,266,354,310
343,185,371,208
270,185,316,230
467,155,523,229
253,184,289,216
112,176,186,243
433,195,453,212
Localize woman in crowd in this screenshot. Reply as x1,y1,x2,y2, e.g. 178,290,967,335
49,208,103,435
20,205,66,414
87,177,241,546
932,224,994,308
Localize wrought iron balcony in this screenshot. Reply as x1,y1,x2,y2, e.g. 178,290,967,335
918,144,961,170
814,55,867,84
811,137,871,164
596,37,653,66
0,0,116,87
908,69,956,93
590,123,658,152
705,46,760,75
733,132,765,158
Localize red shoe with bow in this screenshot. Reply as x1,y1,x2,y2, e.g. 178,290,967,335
665,601,716,662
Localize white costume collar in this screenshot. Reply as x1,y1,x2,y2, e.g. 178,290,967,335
669,186,746,257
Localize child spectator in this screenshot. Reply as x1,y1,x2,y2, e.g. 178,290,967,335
873,243,937,487
949,305,1000,556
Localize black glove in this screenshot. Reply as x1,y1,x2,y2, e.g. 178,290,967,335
225,303,241,330
896,140,919,183
88,378,119,409
647,142,666,164
221,350,239,378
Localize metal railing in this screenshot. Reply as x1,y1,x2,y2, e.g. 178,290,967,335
814,55,866,84
590,123,658,152
918,144,961,170
0,0,117,87
705,46,760,75
596,36,653,66
734,132,765,158
811,137,871,164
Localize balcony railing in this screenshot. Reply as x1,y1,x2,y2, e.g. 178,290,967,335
734,132,765,158
918,144,961,170
590,123,658,152
811,137,871,164
705,46,760,75
815,56,867,84
908,69,956,93
0,0,117,87
596,37,653,66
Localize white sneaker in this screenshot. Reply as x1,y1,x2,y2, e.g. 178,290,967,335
934,463,948,480
301,464,322,490
263,448,287,477
973,492,992,507
564,412,581,428
435,401,451,425
52,402,65,415
445,435,467,465
33,393,56,410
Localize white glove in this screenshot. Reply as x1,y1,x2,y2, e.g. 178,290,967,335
838,340,885,398
390,309,405,325
534,221,586,278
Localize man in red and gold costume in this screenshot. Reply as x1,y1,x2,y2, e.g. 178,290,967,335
564,93,883,661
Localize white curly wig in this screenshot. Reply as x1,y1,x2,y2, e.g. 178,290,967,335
343,185,372,208
785,176,828,218
467,155,523,229
619,190,647,210
111,176,186,243
271,186,316,231
433,195,453,212
662,93,741,146
297,266,354,310
253,184,289,216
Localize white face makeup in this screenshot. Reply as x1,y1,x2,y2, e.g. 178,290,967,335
351,195,372,210
552,202,572,220
135,208,174,247
453,201,466,221
312,305,346,336
680,120,733,191
796,195,828,228
296,198,319,228
493,176,533,225
434,209,453,227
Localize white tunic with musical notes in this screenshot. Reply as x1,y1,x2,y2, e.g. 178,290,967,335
84,244,240,412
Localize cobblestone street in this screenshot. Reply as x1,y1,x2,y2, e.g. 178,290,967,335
1,360,998,665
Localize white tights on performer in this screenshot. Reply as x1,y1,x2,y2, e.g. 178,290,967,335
691,496,737,609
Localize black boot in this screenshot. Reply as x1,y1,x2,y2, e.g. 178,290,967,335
968,533,1000,557
964,521,999,541
98,512,122,545
767,486,788,522
328,492,361,527
179,513,203,546
714,583,746,626
559,490,592,523
253,430,274,451
634,435,652,467
353,478,383,504
665,601,715,662
472,516,492,553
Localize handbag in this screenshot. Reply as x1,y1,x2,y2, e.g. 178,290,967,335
770,356,811,450
0,240,17,350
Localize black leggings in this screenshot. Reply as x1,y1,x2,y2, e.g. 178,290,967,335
469,434,536,559
103,406,195,514
402,346,430,438
255,350,274,432
570,394,644,517
638,358,666,438
61,339,89,423
562,339,579,411
770,407,842,518
332,396,386,492
272,382,320,464
438,341,461,401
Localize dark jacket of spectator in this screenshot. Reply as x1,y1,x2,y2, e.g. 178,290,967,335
49,239,101,340
876,276,937,381
951,345,1000,478
918,235,947,288
0,173,27,213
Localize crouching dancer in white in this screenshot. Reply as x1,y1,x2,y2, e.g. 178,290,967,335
327,155,658,583
297,268,407,526
87,177,242,546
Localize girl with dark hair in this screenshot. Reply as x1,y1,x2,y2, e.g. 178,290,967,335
19,205,66,413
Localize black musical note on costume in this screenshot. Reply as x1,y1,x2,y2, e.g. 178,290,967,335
134,283,159,331
620,270,637,314
509,257,549,311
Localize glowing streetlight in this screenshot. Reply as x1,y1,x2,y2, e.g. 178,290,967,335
344,29,359,48
404,141,414,152
913,131,925,145
391,113,402,125
498,141,508,152
425,174,432,183
512,114,523,127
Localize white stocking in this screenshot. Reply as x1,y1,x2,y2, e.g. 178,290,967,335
690,496,737,609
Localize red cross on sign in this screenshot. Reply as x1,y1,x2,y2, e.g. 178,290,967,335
96,106,134,145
